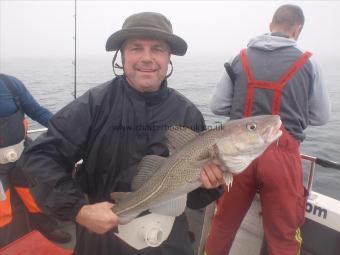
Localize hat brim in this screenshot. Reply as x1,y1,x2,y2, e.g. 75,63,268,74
105,28,187,56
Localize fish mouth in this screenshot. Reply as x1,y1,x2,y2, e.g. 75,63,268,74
263,118,282,143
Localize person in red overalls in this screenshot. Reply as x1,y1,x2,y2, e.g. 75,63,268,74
206,4,330,255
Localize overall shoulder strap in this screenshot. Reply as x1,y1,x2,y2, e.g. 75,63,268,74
271,51,312,115
240,49,254,82
278,51,312,86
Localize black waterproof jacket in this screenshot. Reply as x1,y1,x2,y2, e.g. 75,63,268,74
21,76,221,255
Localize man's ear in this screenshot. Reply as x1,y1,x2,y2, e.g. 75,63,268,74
269,22,274,32
120,51,125,66
292,24,303,40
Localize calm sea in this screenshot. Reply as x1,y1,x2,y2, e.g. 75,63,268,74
2,55,340,199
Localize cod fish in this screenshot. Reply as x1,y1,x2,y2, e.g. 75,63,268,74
112,115,282,224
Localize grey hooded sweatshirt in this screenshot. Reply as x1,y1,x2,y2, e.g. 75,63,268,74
210,34,330,141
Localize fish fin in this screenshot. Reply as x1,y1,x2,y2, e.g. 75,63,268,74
166,126,198,155
132,155,166,191
189,151,220,182
110,192,131,204
195,145,221,165
186,175,202,185
192,146,215,168
223,172,233,192
190,159,211,172
150,195,187,216
206,144,228,168
186,159,212,184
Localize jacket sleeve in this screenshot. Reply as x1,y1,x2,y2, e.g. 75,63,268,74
10,76,53,127
20,92,95,220
209,70,234,117
187,186,224,209
308,58,331,125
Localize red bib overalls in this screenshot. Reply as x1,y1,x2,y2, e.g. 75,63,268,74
205,49,311,255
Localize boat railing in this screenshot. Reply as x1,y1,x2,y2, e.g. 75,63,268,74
301,154,340,194
26,128,48,141
27,128,48,135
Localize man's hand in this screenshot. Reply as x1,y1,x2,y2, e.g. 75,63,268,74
200,163,225,189
75,202,119,234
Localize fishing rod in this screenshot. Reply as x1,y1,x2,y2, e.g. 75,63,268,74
73,0,77,99
315,157,340,170
301,154,340,170
0,1,2,73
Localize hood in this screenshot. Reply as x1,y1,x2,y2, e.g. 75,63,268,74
247,33,297,51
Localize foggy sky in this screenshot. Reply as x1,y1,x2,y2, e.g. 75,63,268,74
0,0,339,60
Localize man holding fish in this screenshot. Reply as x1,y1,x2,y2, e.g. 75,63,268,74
20,11,281,255
20,12,226,255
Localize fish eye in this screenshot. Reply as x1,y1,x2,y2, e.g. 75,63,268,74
246,122,257,131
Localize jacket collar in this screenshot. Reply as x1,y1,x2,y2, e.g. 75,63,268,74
123,76,169,106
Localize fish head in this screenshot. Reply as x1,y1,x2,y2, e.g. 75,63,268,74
215,115,282,174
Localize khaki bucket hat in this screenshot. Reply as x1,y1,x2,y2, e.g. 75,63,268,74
105,12,187,56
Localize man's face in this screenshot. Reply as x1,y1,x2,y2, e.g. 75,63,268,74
122,38,171,92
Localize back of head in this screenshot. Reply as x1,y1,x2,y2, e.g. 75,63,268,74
271,4,304,35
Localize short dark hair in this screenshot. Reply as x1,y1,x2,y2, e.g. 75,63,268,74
272,4,304,29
